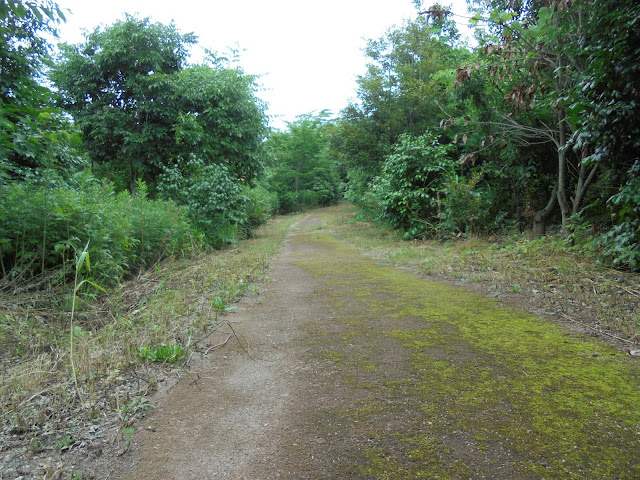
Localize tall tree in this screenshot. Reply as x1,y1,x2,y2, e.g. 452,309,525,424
166,60,267,183
52,15,197,192
452,1,601,234
333,11,468,210
0,0,75,179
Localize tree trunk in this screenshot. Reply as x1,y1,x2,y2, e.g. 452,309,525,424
556,113,570,235
533,180,558,237
572,161,599,215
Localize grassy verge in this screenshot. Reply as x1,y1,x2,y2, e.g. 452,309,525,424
322,203,640,346
0,213,297,472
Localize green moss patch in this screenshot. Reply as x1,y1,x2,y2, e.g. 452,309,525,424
292,227,640,479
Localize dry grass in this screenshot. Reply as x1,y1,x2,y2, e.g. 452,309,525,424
324,203,640,347
0,214,297,472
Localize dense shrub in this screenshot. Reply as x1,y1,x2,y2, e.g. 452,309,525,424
372,132,456,239
344,167,379,214
439,171,507,236
242,184,278,235
603,163,640,270
159,157,248,246
0,172,193,285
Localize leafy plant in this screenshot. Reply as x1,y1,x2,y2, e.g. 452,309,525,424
159,158,247,246
55,435,73,452
122,427,135,453
372,131,456,238
439,170,506,236
0,173,194,286
603,166,640,271
69,241,106,407
138,344,187,364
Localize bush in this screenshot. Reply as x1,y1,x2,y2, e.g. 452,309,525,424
372,132,456,239
242,184,278,235
344,167,379,214
0,171,194,286
159,157,247,246
439,171,507,236
602,163,640,271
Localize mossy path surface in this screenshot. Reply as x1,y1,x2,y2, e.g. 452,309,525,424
113,213,640,479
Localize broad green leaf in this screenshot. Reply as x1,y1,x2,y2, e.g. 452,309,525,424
469,13,482,25
500,11,515,22
76,241,91,275
538,7,552,25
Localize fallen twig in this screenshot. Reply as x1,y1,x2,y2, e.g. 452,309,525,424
203,333,234,355
561,313,633,345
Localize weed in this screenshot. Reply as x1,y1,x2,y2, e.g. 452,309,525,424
138,344,186,364
122,426,135,453
211,296,229,311
117,396,152,427
55,435,73,452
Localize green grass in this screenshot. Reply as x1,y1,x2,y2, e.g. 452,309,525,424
0,213,298,454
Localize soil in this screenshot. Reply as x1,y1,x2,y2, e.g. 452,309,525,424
65,214,640,478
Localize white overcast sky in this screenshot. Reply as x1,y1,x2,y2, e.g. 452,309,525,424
53,1,472,130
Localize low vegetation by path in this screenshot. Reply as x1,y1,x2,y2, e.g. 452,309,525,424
0,215,298,479
324,204,640,346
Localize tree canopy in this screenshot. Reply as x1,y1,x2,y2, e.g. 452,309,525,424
0,0,79,179
52,16,267,193
331,0,640,269
265,112,341,213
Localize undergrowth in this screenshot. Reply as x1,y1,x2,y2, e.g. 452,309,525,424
0,213,297,468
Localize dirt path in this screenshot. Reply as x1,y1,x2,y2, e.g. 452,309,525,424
107,213,640,479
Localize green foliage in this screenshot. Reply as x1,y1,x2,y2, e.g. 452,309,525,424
439,171,506,235
332,14,468,183
603,164,640,271
0,172,193,285
0,0,82,177
159,157,247,246
52,17,267,192
242,184,278,235
265,112,342,214
51,15,196,192
138,344,186,364
569,0,640,169
372,132,456,239
344,166,379,214
337,0,639,267
168,63,268,184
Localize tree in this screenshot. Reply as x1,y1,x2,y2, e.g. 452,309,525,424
53,17,268,193
569,0,640,269
166,60,267,183
333,12,468,210
0,0,77,179
52,15,197,192
265,112,341,213
450,1,602,235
